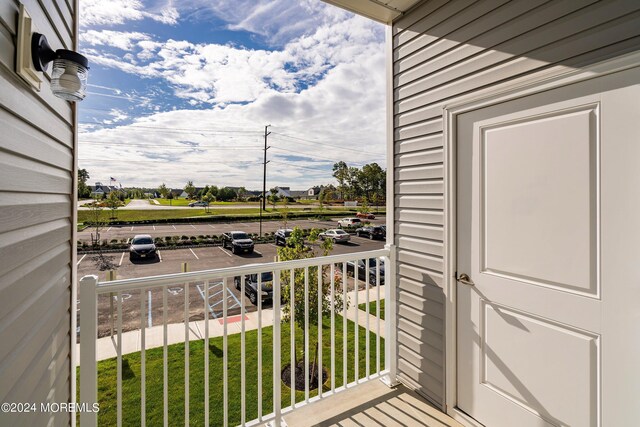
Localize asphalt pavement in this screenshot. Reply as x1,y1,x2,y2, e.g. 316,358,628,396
78,216,386,242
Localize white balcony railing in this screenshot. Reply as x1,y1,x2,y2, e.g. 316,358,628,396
79,245,396,426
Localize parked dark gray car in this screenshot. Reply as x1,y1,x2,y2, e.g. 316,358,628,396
234,272,274,305
129,234,157,261
222,231,254,254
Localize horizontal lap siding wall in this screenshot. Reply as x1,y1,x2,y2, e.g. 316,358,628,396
392,0,640,408
0,1,75,425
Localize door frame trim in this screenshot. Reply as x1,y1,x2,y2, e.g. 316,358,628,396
442,50,640,426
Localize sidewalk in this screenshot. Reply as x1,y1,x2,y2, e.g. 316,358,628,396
76,287,385,365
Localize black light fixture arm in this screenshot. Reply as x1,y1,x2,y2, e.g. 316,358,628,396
31,32,89,72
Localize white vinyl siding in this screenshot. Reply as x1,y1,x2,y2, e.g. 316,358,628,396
392,0,640,408
0,1,76,425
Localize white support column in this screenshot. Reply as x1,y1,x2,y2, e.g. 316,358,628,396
79,275,99,427
381,244,399,388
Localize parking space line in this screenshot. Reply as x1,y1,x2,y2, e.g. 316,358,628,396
218,246,232,257
197,284,218,319
76,254,86,265
118,252,125,266
126,238,130,244
153,225,156,231
107,226,112,232
130,226,134,231
190,224,197,230
208,224,215,229
172,225,177,230
157,250,162,262
189,248,199,260
254,249,262,255
269,244,278,248
148,290,152,327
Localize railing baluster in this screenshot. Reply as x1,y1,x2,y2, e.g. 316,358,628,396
241,275,246,426
140,289,146,427
163,286,168,427
258,273,263,421
376,258,381,375
273,269,282,427
184,282,190,426
330,263,335,393
342,262,347,388
366,259,370,380
204,280,210,427
290,268,295,408
354,260,359,383
304,266,309,403
117,291,122,427
223,277,229,427
317,264,323,398
79,275,98,427
79,247,391,427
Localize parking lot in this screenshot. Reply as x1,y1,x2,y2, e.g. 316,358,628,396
77,235,385,338
77,216,385,242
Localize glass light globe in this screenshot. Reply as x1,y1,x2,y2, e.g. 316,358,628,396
51,58,88,101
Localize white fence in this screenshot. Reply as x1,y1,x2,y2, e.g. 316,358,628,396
79,246,397,426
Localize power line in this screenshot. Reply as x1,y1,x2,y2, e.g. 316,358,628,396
78,124,263,134
270,132,385,155
270,146,384,164
269,160,331,172
79,158,262,165
78,141,262,149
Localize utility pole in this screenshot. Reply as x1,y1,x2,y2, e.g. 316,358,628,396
262,125,271,211
260,124,271,237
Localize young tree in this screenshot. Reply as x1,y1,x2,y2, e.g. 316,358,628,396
268,187,280,210
279,227,347,388
280,200,291,228
184,180,196,199
202,191,215,213
88,196,108,247
105,191,121,219
167,191,174,206
158,183,169,199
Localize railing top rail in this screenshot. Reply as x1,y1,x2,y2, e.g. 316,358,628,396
88,247,391,294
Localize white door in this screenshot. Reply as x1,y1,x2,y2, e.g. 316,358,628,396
456,67,640,427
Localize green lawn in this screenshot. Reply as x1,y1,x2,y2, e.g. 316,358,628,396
82,317,383,426
78,208,359,223
358,300,385,321
153,199,259,206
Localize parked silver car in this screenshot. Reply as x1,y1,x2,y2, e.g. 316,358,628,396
319,229,351,243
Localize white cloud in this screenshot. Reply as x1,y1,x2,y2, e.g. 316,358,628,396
79,2,386,189
80,30,151,51
182,0,351,45
80,0,178,27
82,13,382,105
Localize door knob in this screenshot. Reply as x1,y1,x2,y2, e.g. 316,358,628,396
456,273,475,286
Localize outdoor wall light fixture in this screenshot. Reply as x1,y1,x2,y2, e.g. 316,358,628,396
31,33,89,101
16,4,89,102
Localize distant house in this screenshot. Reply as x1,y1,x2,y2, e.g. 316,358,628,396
289,190,308,199
168,189,183,199
271,186,292,198
302,186,324,200
90,182,113,198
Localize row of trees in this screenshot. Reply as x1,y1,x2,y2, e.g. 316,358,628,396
332,161,385,203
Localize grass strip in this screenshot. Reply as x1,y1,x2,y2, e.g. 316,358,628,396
80,317,383,426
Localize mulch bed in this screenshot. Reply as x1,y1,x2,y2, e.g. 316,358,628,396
282,361,328,391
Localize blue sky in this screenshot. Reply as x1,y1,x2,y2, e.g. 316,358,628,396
78,0,386,190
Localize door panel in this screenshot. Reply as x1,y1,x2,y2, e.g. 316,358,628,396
456,67,640,427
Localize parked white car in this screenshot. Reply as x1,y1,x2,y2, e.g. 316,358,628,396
319,229,351,243
337,217,362,228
